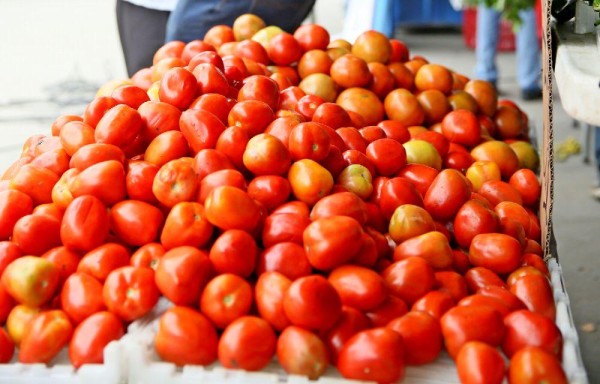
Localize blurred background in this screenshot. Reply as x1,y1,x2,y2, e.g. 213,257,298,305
0,0,598,381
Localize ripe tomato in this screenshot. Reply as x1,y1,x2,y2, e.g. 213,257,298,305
69,311,124,368
110,200,164,246
218,316,277,371
69,143,125,172
205,186,261,232
464,80,497,117
388,204,435,244
243,133,291,176
59,121,95,157
379,177,424,220
198,169,246,203
323,306,370,364
130,243,165,270
283,275,342,331
310,191,368,224
83,96,119,128
152,158,198,207
247,175,291,211
0,190,33,240
51,114,84,136
60,195,109,252
465,267,508,292
393,231,454,270
412,290,456,320
267,32,302,66
228,99,274,138
12,213,61,256
382,256,436,306
503,309,562,360
144,131,190,167
189,93,235,125
303,215,363,271
469,233,522,275
257,242,311,280
328,265,387,311
424,169,472,221
435,270,469,302
19,310,73,363
61,272,105,325
154,246,212,306
384,88,425,127
470,141,519,180
0,328,13,363
69,160,126,206
210,230,258,277
160,202,214,249
180,109,226,154
111,85,149,109
337,328,405,383
366,138,407,176
456,341,505,384
262,212,310,247
200,273,253,329
336,88,384,126
288,159,334,206
509,168,541,207
388,311,443,366
440,305,505,359
510,274,556,320
288,122,331,162
94,104,143,149
155,306,218,366
254,271,291,332
441,109,482,148
138,101,182,142
10,164,59,206
103,266,159,321
330,54,372,88
508,346,567,384
277,325,329,379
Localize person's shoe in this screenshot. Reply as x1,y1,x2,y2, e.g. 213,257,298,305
521,87,543,101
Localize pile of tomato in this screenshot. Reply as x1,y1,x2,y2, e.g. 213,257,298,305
0,13,566,384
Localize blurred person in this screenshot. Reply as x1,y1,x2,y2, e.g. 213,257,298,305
116,0,178,77
165,0,316,43
593,126,600,200
474,4,542,100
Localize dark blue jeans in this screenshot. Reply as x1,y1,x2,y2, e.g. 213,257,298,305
166,0,316,43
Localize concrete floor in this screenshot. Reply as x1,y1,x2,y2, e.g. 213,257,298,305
0,0,598,382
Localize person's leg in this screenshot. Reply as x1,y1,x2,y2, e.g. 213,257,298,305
516,7,542,98
116,0,170,77
595,126,600,185
474,5,501,86
166,0,316,43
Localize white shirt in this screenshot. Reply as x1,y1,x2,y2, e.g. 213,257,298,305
123,0,178,11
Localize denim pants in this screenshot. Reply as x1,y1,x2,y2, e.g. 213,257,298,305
474,5,541,91
166,0,316,43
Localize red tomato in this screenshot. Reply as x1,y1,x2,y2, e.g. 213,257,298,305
192,63,230,95
12,213,62,255
180,109,226,154
382,257,435,306
469,233,523,275
254,271,291,332
479,180,523,206
0,328,13,363
160,202,214,249
424,168,472,221
198,169,246,204
218,316,277,371
138,101,182,142
154,246,211,306
51,114,83,136
454,199,500,249
262,212,310,247
337,328,405,383
189,93,235,125
209,230,258,278
277,325,328,379
215,126,250,171
387,311,442,365
393,231,453,270
144,131,190,167
61,272,105,324
110,200,164,246
440,305,505,359
205,186,261,233
19,310,73,363
412,290,456,320
130,243,165,270
458,294,511,318
396,164,439,197
247,175,291,212
508,346,567,384
323,306,371,364
328,265,387,311
155,306,218,366
69,311,124,368
69,143,125,171
303,215,363,271
200,274,253,329
60,195,109,252
365,138,407,176
283,275,342,331
503,309,562,359
103,266,159,321
94,104,143,149
379,177,424,220
158,67,198,110
243,133,291,176
509,274,556,320
465,267,508,292
268,32,302,66
69,160,126,206
509,168,541,207
238,75,279,111
10,164,59,206
83,97,119,128
257,242,312,280
111,85,149,109
125,160,160,205
228,99,274,138
152,158,199,207
435,270,469,302
477,285,525,312
441,109,482,147
0,190,33,240
310,191,368,225
288,122,331,162
456,341,505,384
